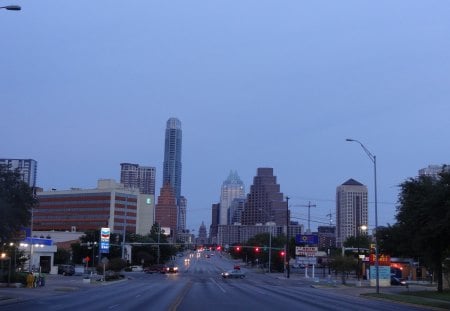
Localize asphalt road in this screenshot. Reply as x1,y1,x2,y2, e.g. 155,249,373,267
0,251,431,311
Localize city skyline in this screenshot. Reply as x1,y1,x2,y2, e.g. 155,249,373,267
2,1,450,235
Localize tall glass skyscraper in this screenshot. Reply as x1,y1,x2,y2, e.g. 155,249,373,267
163,118,182,201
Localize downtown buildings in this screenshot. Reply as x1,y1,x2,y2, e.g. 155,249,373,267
215,168,295,246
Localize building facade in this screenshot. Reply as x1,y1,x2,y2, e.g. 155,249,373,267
241,168,287,227
0,158,37,187
335,179,368,247
35,179,154,235
155,183,178,239
120,163,156,195
219,170,245,225
317,225,336,250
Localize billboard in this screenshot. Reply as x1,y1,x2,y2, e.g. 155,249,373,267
295,234,318,245
100,227,110,254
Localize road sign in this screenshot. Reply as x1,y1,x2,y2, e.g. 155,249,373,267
296,246,318,257
295,234,318,245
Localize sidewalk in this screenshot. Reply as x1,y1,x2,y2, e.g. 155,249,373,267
263,271,437,297
0,273,121,306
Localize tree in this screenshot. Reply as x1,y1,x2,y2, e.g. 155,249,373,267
395,171,450,292
329,255,357,284
0,165,37,243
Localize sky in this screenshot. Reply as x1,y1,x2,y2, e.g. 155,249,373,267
2,1,450,236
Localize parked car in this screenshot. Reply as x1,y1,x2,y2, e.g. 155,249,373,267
145,264,166,274
221,269,245,279
58,264,75,276
130,265,143,272
391,276,407,286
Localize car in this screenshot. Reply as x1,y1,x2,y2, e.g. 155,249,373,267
130,265,143,272
58,264,75,276
165,265,179,273
391,276,407,286
145,264,166,274
221,269,245,279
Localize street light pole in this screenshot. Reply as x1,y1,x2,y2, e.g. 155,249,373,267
346,138,379,294
286,196,290,279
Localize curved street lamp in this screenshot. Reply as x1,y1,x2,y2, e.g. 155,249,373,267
0,5,21,10
346,138,379,294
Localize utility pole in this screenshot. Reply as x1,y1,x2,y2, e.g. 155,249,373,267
286,196,290,279
294,201,317,234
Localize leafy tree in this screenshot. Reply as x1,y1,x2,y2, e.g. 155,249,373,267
395,171,450,292
343,235,371,250
329,255,357,284
0,165,37,243
54,248,71,265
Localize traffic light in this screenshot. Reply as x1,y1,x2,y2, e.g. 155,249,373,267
235,246,241,252
280,251,285,257
255,247,260,253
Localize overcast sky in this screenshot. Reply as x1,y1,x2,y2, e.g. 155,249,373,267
2,1,449,235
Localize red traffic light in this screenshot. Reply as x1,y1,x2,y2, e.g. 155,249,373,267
236,246,241,251
280,251,285,256
255,247,260,252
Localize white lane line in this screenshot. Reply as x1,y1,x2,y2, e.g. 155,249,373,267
210,277,226,293
108,304,120,309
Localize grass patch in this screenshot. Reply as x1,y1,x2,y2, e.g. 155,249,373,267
363,291,450,309
400,290,450,302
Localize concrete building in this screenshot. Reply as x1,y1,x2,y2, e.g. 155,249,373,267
120,163,156,195
0,158,37,187
241,168,288,227
35,179,154,236
196,222,208,246
219,170,245,225
336,179,368,247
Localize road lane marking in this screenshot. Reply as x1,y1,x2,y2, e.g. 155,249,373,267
168,280,192,311
210,277,226,293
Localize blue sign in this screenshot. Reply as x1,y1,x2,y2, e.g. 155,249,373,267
100,227,110,254
295,234,318,245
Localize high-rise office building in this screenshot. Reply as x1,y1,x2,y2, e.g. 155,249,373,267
229,198,246,225
241,168,287,226
336,179,368,247
162,118,182,201
219,170,245,225
120,163,156,195
0,158,37,187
